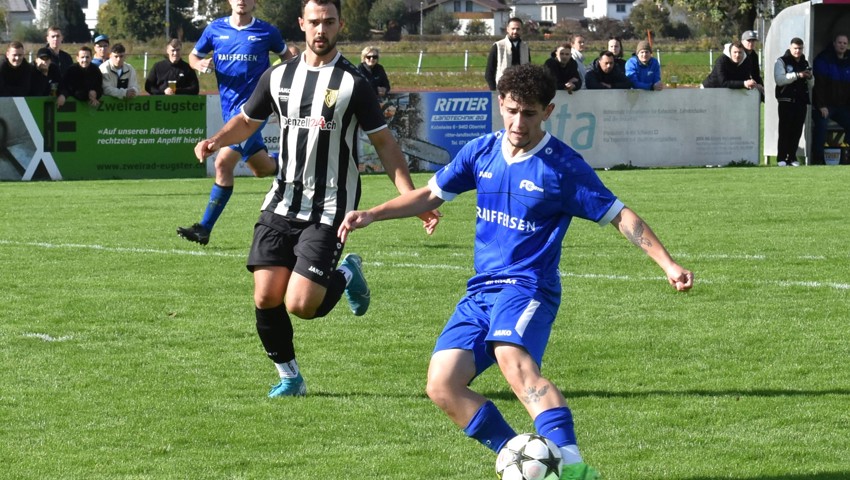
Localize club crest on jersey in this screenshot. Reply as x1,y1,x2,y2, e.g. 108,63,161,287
324,89,339,108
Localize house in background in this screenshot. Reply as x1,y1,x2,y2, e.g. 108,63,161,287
583,0,636,20
4,0,37,40
420,0,513,36
511,0,585,25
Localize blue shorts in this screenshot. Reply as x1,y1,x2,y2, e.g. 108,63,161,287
433,285,559,378
229,120,268,161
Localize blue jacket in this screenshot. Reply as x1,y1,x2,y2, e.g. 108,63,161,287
812,45,850,109
625,56,661,90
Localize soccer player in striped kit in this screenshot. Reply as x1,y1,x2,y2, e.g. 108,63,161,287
177,0,293,245
338,64,693,479
192,0,439,397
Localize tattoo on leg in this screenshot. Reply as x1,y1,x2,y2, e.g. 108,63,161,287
521,385,550,404
626,219,653,249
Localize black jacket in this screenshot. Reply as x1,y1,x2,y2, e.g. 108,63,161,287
543,55,582,91
775,50,811,104
702,53,751,89
357,62,390,96
145,59,200,95
60,64,103,102
585,58,632,89
0,59,43,96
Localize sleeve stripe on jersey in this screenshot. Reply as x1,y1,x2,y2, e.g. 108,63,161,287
428,175,458,202
597,199,625,226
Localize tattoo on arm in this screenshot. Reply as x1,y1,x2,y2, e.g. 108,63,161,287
520,385,550,405
625,219,653,249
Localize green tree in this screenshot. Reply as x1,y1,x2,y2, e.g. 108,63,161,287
97,0,193,41
343,0,372,40
423,8,458,35
256,0,303,42
368,0,408,30
464,19,489,37
667,0,807,38
626,1,671,40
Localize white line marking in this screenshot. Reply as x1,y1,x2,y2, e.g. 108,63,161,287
22,332,73,342
2,239,848,290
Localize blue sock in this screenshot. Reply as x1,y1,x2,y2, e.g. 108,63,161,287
534,406,577,447
463,401,517,453
199,183,233,232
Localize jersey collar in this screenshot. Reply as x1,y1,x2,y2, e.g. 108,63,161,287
501,131,552,165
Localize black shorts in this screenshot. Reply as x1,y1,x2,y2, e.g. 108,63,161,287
246,211,344,287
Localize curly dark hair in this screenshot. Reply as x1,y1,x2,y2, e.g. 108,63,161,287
497,64,556,107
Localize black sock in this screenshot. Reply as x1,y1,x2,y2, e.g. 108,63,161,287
313,270,346,318
255,304,295,363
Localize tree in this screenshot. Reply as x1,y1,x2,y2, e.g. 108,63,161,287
256,0,303,42
626,1,671,40
464,19,489,37
343,0,372,40
369,0,408,31
423,8,458,35
666,0,807,38
97,0,194,41
38,0,90,42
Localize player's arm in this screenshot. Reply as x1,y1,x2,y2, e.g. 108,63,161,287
369,127,441,233
610,207,694,291
338,186,444,242
194,112,262,162
189,52,213,74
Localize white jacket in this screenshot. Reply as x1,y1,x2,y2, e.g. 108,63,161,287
99,61,139,98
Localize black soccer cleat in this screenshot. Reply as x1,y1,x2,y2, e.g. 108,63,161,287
176,223,210,245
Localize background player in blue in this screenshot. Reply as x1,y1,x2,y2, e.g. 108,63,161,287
338,64,694,479
177,0,294,245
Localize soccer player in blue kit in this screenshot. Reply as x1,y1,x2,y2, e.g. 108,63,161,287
338,64,694,479
177,0,294,245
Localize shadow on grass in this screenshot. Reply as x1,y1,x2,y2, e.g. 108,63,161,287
686,474,850,480
479,388,850,400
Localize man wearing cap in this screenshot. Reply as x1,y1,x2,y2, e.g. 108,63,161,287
92,34,110,67
34,47,61,96
44,26,73,76
0,41,42,96
740,30,765,100
625,40,663,91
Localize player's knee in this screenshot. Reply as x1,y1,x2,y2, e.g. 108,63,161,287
254,291,282,310
284,296,318,319
425,377,452,408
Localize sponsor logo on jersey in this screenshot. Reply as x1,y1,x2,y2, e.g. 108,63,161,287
308,265,324,277
324,89,339,108
280,116,338,131
519,179,544,193
477,207,536,232
478,170,493,179
218,35,230,40
278,87,290,102
217,53,259,62
247,35,263,41
494,330,513,337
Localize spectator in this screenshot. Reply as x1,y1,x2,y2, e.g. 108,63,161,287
44,26,74,76
702,41,760,90
626,40,663,91
100,43,139,99
58,46,103,108
774,37,813,167
34,47,61,96
585,51,632,90
739,30,765,100
543,42,581,93
92,34,109,67
0,41,41,96
811,33,850,165
484,17,530,91
357,46,390,97
607,36,627,75
145,39,199,95
571,34,588,85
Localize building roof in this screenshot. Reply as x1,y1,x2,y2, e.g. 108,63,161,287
6,0,35,14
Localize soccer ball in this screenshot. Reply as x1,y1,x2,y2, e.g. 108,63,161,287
495,433,563,480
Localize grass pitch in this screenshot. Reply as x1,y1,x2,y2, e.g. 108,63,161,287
1,168,849,479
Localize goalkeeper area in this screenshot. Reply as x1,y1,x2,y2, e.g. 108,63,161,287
1,169,848,479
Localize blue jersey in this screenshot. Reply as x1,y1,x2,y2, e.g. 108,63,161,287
193,16,285,121
429,130,623,295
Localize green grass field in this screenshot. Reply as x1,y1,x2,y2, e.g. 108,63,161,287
2,168,849,479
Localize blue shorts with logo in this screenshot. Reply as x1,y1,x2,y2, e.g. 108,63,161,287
433,284,560,378
230,119,268,161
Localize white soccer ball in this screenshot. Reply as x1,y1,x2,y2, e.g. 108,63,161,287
495,433,563,480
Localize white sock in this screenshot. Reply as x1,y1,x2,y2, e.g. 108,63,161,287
338,265,353,285
560,444,583,465
274,359,300,378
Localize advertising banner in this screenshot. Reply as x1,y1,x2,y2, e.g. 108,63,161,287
0,96,207,181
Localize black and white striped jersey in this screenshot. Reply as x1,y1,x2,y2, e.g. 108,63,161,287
241,52,386,227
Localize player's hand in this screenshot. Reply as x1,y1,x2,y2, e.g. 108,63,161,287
194,139,218,162
338,210,374,243
666,266,694,292
197,58,214,74
417,209,441,235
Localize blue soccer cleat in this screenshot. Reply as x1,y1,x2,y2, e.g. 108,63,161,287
341,253,370,316
268,373,306,398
